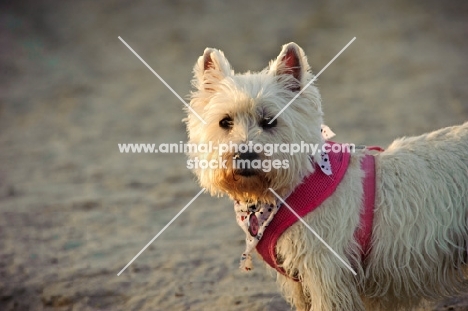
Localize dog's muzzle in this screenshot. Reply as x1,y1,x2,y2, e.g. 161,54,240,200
233,151,260,177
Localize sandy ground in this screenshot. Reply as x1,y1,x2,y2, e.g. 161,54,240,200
1,0,467,310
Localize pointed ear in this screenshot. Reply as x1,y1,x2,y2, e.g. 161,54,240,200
193,48,232,92
270,42,310,92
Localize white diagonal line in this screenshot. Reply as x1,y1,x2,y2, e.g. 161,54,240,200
269,37,356,124
118,36,207,125
268,188,357,275
117,188,205,276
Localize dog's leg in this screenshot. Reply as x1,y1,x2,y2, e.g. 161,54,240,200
277,260,366,310
276,230,366,311
299,258,365,311
275,154,367,310
277,273,311,311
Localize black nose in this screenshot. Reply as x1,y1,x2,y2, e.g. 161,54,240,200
234,151,259,161
233,152,260,177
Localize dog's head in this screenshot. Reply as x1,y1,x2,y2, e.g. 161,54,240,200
185,43,324,203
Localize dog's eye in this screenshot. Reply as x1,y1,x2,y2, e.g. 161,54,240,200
261,117,277,129
219,116,233,129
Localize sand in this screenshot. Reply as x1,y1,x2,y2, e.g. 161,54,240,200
0,0,467,310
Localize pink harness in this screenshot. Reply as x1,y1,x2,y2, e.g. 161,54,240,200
256,144,378,280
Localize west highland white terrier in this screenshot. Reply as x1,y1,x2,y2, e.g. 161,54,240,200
184,42,468,310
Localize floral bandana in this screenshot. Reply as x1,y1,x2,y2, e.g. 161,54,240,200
235,125,336,271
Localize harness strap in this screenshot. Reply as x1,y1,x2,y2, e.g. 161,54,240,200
355,154,376,258
257,152,377,282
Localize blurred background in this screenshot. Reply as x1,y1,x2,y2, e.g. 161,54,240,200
0,0,467,310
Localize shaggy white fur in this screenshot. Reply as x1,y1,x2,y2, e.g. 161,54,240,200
185,42,468,310
185,43,323,203
276,125,468,310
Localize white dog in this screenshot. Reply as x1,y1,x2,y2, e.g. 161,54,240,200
185,42,468,310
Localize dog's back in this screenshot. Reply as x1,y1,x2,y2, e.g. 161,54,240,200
366,122,468,310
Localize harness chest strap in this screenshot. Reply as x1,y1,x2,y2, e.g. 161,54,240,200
256,150,377,281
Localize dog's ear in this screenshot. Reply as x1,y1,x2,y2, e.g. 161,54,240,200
270,42,310,92
193,48,232,92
